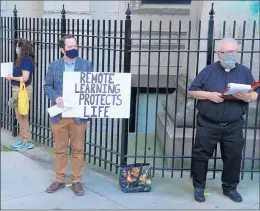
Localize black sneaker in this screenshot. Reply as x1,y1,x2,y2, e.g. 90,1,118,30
223,190,243,202
194,188,205,202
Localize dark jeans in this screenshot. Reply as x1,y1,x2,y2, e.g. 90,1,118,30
191,115,245,192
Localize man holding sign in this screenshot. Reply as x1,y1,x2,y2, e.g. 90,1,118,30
43,35,93,196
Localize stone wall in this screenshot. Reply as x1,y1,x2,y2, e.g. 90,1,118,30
190,1,259,79
1,0,44,17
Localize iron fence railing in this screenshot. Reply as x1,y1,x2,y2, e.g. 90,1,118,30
1,3,259,179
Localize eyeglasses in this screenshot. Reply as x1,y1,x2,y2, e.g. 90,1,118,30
218,50,237,55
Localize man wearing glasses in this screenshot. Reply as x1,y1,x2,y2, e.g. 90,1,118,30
188,38,259,203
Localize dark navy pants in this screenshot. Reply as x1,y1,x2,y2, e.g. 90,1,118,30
191,114,245,192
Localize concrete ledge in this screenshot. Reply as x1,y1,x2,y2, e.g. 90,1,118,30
156,110,260,170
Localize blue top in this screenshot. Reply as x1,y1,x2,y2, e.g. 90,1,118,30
188,61,260,123
11,57,34,87
64,60,76,72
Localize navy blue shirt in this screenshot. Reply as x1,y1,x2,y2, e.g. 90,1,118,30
189,61,260,123
11,57,34,87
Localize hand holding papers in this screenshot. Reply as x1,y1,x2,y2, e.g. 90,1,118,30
47,101,74,118
1,62,13,77
221,81,260,100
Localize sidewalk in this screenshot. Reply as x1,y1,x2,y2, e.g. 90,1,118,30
1,129,259,210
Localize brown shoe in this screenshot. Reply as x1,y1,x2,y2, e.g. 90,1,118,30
46,181,65,193
72,182,84,196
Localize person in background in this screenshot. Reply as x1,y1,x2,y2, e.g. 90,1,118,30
6,38,35,151
43,34,93,196
188,37,260,203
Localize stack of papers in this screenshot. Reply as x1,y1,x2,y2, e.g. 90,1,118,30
1,62,13,77
223,83,252,95
221,81,260,100
47,102,74,117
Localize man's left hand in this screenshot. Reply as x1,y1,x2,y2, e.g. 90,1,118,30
233,92,252,102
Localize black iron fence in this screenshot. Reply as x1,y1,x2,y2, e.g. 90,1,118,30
0,3,259,179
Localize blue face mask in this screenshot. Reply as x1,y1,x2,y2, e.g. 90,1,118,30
220,54,237,69
65,49,78,59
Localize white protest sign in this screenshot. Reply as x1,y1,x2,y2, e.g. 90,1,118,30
1,62,13,77
62,72,131,119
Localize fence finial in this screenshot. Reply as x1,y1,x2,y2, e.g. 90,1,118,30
13,5,17,15
61,4,66,16
125,3,131,17
209,3,215,16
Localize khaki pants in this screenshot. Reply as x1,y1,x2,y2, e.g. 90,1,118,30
51,118,87,183
12,85,33,142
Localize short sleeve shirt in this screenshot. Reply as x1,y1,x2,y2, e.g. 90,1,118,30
188,61,260,123
11,57,34,87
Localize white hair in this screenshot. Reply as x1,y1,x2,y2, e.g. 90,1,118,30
217,37,238,51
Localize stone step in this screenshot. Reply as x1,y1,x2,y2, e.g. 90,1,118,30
156,110,260,170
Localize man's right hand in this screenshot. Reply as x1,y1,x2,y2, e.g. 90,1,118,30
208,92,224,103
55,96,64,107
